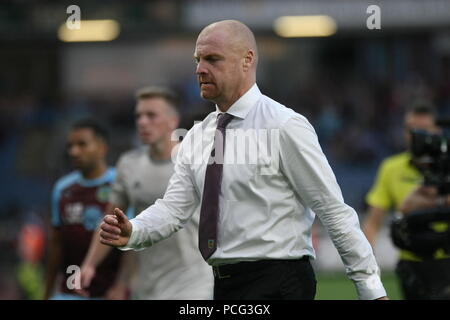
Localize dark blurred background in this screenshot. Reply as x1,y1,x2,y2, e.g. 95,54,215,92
1,0,449,299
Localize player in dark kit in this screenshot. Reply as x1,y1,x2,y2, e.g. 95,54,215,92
44,118,128,299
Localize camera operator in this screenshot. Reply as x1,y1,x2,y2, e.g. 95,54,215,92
362,103,450,299
393,119,450,299
395,185,450,299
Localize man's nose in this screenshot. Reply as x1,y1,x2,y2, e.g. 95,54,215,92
68,145,79,157
196,61,207,75
137,116,149,127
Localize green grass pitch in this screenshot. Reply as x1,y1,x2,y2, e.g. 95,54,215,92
315,272,402,300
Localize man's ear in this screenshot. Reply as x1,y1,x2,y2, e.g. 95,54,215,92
243,50,254,71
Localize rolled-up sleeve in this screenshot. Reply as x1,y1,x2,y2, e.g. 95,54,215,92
120,129,200,251
279,116,387,300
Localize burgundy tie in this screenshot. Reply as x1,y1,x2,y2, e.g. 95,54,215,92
199,113,234,260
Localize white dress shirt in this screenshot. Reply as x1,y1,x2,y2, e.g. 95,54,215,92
122,83,387,300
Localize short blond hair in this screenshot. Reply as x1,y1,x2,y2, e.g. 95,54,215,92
135,86,179,116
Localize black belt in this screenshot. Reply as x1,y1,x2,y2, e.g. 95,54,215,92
212,257,310,279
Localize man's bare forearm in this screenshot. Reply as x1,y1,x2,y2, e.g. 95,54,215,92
362,206,386,246
83,203,122,267
116,251,137,285
399,186,445,214
83,225,113,268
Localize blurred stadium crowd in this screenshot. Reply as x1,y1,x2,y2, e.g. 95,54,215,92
0,0,449,299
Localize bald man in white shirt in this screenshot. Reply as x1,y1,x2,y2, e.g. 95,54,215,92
99,19,389,300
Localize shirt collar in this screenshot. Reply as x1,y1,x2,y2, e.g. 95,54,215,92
78,168,114,187
215,83,261,119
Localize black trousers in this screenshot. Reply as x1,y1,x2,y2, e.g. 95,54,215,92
213,257,316,300
396,258,450,300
